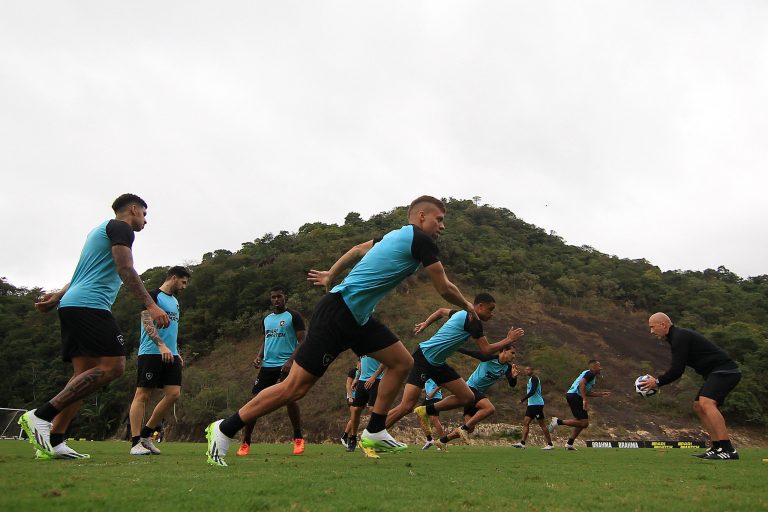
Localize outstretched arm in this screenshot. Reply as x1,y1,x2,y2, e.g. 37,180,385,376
112,245,169,327
35,282,71,313
414,308,452,334
423,262,477,320
307,240,375,292
474,326,525,357
457,347,495,362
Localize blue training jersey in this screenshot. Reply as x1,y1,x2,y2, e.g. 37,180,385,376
359,355,385,381
425,379,443,400
59,219,135,311
419,310,484,366
139,289,180,356
526,376,544,406
331,225,439,325
567,370,597,396
346,367,359,399
466,358,511,393
262,309,305,367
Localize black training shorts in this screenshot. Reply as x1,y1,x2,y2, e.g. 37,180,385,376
59,306,125,362
566,393,588,420
696,371,741,406
463,387,488,417
252,366,289,395
136,354,183,388
525,405,545,420
351,379,380,407
406,348,462,388
294,293,399,377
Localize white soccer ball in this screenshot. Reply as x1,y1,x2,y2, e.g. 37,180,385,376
635,375,658,397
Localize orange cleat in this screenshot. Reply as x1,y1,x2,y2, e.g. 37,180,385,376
236,442,250,456
292,438,305,455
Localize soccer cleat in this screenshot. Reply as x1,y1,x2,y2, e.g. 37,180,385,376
205,420,232,467
52,442,90,459
293,438,305,455
512,442,526,449
413,406,432,436
130,443,152,455
703,449,739,460
422,440,435,450
140,437,162,455
692,448,716,459
236,442,250,456
358,441,380,459
566,443,577,451
340,436,349,449
456,428,471,444
547,417,559,433
434,439,448,452
542,444,555,451
35,449,53,460
346,439,357,452
18,410,53,457
359,428,407,454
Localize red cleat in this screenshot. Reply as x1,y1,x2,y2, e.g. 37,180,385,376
236,442,250,456
293,438,305,455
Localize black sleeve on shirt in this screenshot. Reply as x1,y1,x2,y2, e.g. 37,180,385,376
410,227,440,267
463,314,484,339
457,347,495,362
347,368,357,379
523,376,539,399
143,289,160,311
658,329,690,386
106,219,135,248
289,310,306,332
582,370,596,388
371,236,383,246
505,366,517,387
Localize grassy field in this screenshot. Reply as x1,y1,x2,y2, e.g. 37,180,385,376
1,440,766,511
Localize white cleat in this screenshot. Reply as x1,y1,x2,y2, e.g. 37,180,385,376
130,443,152,455
206,420,232,466
512,442,526,449
566,443,577,451
547,417,559,433
360,428,407,453
542,444,555,450
140,437,162,455
53,442,90,459
422,440,435,450
18,410,53,457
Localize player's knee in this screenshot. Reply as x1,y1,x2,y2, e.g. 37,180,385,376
487,404,496,415
460,393,475,405
104,359,126,379
389,353,414,375
167,389,181,402
285,380,311,401
581,419,590,428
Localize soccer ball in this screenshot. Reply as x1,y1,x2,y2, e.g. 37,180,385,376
634,375,658,397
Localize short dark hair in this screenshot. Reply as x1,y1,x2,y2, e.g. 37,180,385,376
408,195,446,215
473,292,496,305
270,285,286,294
167,266,191,279
112,193,147,213
588,359,599,365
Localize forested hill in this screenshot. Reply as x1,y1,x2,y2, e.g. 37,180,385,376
2,198,767,441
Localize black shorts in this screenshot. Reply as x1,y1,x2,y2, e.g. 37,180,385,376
294,293,399,377
136,354,183,388
406,348,462,387
696,372,741,406
463,387,488,417
525,405,545,420
59,307,126,362
252,366,290,395
351,379,380,407
566,393,588,420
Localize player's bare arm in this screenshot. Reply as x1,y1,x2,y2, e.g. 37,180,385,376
413,308,451,334
112,245,170,327
474,327,525,356
424,261,477,320
307,240,375,292
34,282,70,312
141,309,173,363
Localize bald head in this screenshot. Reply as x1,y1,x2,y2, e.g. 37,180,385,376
648,312,672,338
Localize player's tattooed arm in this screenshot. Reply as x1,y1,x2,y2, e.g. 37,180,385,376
113,245,169,327
141,310,173,362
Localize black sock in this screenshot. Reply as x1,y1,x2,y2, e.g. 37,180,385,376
460,424,469,431
349,435,357,447
293,429,303,440
131,436,141,447
426,435,433,441
720,439,734,452
366,412,386,434
425,403,437,416
547,442,553,446
35,402,60,422
219,413,246,438
440,436,450,444
712,440,721,450
567,438,575,445
520,441,526,445
50,433,65,447
557,418,564,426
140,425,155,439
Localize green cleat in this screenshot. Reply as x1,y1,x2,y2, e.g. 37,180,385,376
18,410,53,457
205,420,230,467
360,429,407,453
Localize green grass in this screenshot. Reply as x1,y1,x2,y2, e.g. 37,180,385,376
1,440,766,511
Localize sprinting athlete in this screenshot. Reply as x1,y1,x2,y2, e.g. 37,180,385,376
236,286,307,456
205,196,477,466
20,194,170,460
384,293,524,440
420,379,445,450
434,345,518,449
340,360,361,448
512,366,553,450
548,360,610,450
129,266,191,455
343,355,385,452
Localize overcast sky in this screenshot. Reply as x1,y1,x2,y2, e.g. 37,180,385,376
2,2,766,290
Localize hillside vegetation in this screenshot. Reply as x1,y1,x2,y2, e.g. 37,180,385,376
2,198,766,442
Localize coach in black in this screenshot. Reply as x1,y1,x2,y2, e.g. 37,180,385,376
642,312,741,460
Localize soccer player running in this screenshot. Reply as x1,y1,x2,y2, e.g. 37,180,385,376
512,366,554,450
384,293,524,450
420,379,446,450
548,360,610,450
340,359,361,449
343,355,385,452
20,194,170,459
128,266,191,455
641,312,742,460
205,196,477,466
433,345,518,449
236,286,307,456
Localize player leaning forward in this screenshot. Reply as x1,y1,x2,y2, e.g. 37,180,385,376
205,196,478,466
641,312,741,460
